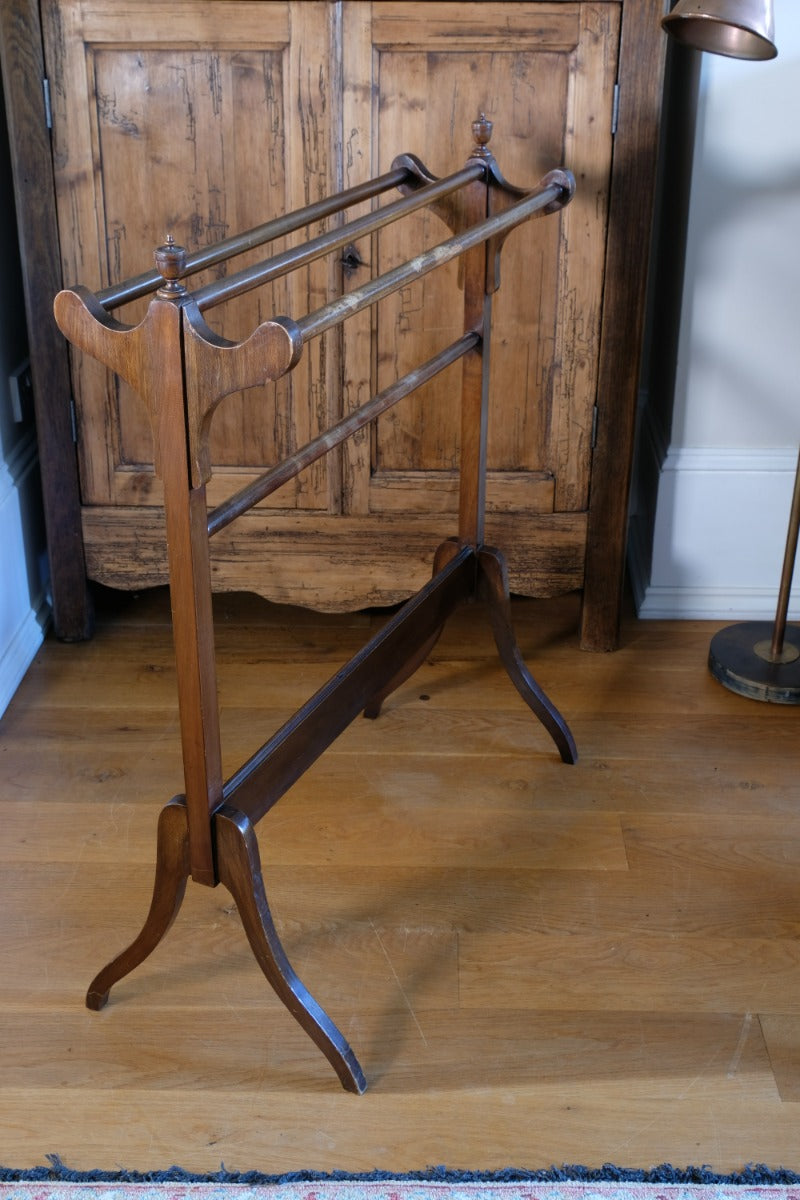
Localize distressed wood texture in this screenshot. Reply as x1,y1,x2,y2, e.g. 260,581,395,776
81,507,589,609
6,1,670,647
41,0,339,515
341,3,616,527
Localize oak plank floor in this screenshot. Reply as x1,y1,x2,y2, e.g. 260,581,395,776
1,585,799,1174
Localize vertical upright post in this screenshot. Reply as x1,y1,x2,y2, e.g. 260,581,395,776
151,241,222,885
458,115,493,548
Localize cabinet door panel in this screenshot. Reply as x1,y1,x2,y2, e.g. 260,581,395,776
342,2,619,532
44,0,339,514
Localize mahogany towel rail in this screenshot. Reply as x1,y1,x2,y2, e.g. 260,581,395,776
54,115,577,1093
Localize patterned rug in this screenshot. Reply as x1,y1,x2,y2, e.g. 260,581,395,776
2,1167,800,1200
3,1185,800,1200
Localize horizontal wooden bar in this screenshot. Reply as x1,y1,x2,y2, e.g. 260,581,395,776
192,163,487,312
296,175,570,343
206,331,480,537
221,546,476,827
96,168,411,311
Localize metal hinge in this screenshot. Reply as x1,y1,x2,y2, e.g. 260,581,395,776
611,82,620,136
591,404,599,449
42,77,53,130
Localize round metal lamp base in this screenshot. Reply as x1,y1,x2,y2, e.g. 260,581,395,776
708,621,800,704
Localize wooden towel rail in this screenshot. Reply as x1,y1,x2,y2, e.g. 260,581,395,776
54,115,577,1093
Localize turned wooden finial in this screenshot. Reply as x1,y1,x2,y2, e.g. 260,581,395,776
155,234,188,299
471,112,493,157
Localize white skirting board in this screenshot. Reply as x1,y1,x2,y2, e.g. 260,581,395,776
629,445,800,621
0,604,48,718
0,432,49,717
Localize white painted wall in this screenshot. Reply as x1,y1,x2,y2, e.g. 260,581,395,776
635,1,800,619
0,82,48,718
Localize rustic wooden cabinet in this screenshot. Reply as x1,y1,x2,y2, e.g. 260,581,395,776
1,0,669,649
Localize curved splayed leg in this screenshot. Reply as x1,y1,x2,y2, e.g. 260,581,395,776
478,546,577,765
214,804,367,1094
86,797,192,1010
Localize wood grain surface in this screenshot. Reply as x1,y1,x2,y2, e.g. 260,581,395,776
1,587,797,1170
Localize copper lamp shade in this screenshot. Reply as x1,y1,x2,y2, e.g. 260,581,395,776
662,0,777,60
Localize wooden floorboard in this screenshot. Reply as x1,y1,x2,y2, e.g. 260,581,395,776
1,585,799,1173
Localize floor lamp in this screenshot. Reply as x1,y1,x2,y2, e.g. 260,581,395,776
661,1,799,703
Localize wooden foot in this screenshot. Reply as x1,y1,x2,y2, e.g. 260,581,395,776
86,797,191,1009
213,804,368,1094
363,540,467,719
477,546,578,764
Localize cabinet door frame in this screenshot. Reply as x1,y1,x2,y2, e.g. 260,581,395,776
0,0,92,639
42,0,342,519
340,1,619,537
581,0,667,649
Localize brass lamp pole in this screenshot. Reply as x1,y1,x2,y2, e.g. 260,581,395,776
661,1,800,702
